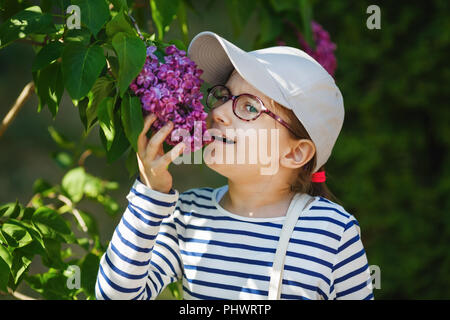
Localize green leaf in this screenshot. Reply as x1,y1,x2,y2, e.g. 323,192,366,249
0,245,13,268
225,0,254,38
149,0,181,40
0,200,20,219
26,269,73,299
32,41,63,72
20,207,35,221
80,253,100,297
97,97,131,164
99,121,130,164
77,237,90,251
176,1,189,45
257,4,283,46
51,151,74,169
77,98,90,132
269,0,298,12
97,194,120,215
106,10,137,39
40,0,53,12
56,0,71,10
81,76,115,132
299,0,314,49
167,281,182,300
83,174,103,199
108,0,128,11
17,220,45,253
62,43,106,100
48,126,76,149
0,255,9,292
125,147,138,178
0,6,56,48
62,167,86,203
168,38,187,52
33,62,64,118
97,97,116,150
77,210,98,236
41,238,65,269
121,94,144,152
0,230,7,245
72,0,110,37
31,207,73,241
1,220,33,248
107,55,119,79
112,32,146,97
9,242,38,286
64,27,92,46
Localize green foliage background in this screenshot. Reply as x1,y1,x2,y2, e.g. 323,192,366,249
0,0,449,299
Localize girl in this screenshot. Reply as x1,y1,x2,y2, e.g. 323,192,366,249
95,31,373,300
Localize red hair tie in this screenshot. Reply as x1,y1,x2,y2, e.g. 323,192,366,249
311,170,326,183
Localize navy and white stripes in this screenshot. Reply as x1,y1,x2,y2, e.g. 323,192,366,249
96,179,373,300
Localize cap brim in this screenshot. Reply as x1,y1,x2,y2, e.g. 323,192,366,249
188,31,291,107
187,31,237,85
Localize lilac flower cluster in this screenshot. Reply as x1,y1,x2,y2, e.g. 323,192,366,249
278,21,337,77
130,44,208,152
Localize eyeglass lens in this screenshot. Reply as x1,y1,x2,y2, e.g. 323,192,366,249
207,86,262,120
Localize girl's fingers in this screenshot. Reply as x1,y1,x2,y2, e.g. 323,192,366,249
157,142,186,168
156,142,165,158
146,121,174,160
138,113,157,158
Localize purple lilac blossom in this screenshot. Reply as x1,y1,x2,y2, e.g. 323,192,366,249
277,21,337,77
130,44,210,152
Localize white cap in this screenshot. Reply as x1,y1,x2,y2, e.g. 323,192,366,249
187,31,344,173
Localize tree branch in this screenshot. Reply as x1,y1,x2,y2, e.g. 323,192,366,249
56,194,88,233
17,39,46,46
7,287,37,300
0,82,35,139
78,149,93,166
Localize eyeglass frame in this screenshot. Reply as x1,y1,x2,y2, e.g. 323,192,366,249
206,84,299,138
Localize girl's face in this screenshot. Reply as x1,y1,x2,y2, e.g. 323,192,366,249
203,70,304,181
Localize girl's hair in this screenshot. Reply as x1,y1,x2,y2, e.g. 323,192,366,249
268,99,340,204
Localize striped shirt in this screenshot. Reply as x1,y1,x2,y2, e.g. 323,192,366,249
95,178,374,300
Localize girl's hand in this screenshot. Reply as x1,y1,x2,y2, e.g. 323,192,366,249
137,114,186,194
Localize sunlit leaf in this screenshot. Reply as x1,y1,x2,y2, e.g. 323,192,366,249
0,6,56,48
112,32,146,97
61,167,86,203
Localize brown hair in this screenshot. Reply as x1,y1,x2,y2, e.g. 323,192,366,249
268,99,340,204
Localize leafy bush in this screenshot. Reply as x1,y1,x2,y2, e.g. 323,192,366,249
0,0,448,300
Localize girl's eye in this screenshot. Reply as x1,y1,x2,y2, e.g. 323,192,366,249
245,104,258,113
215,94,229,102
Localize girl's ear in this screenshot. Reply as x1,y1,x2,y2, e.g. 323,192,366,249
280,139,316,169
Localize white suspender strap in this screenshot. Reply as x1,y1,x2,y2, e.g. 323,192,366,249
268,192,313,300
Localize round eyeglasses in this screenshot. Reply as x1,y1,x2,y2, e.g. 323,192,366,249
206,84,298,137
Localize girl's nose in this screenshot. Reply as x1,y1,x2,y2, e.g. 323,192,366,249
211,101,233,126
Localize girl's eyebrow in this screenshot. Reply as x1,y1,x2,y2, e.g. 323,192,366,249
225,84,237,96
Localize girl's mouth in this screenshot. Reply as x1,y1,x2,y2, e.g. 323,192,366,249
212,135,236,144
